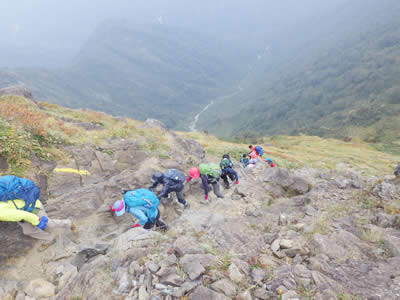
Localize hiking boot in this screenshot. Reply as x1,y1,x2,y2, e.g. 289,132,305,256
183,202,190,209
38,238,56,252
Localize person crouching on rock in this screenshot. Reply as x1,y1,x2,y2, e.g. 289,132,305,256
220,154,239,189
240,154,250,168
0,175,74,249
111,188,167,231
266,158,275,168
186,164,224,204
149,169,190,209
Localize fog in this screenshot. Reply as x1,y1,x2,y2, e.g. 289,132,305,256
0,0,349,67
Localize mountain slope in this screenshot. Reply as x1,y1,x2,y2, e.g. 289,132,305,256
199,0,400,151
0,22,247,129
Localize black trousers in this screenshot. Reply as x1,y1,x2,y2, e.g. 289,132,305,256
143,209,167,230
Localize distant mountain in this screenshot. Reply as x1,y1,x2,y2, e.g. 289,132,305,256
199,0,400,152
0,22,247,129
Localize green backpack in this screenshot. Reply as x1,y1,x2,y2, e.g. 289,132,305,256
220,158,233,169
198,163,221,178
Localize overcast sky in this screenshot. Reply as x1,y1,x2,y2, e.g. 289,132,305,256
0,0,351,66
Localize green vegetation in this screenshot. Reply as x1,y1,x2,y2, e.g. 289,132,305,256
0,22,246,130
200,3,400,154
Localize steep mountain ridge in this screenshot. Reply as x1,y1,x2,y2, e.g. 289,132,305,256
1,91,400,299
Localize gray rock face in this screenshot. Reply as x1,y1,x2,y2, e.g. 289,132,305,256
0,223,34,259
142,119,169,130
263,168,311,197
373,180,399,200
25,279,56,298
0,85,34,100
189,286,230,300
210,279,237,297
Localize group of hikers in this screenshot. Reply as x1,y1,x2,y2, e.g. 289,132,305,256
0,145,276,245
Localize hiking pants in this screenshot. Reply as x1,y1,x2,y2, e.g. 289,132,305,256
175,191,187,205
143,209,167,231
18,209,72,242
201,181,224,198
221,168,238,187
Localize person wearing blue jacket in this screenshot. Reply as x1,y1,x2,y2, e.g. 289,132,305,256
149,170,190,209
111,189,167,231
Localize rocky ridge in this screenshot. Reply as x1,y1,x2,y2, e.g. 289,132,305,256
1,105,400,299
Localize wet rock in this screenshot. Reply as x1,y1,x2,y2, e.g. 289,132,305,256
238,290,253,300
0,223,34,259
174,236,206,255
129,261,144,276
253,288,274,299
263,168,310,197
228,263,244,283
56,263,78,292
211,279,237,297
251,268,267,284
160,254,178,267
118,273,132,294
181,259,205,280
282,290,300,300
138,285,149,300
146,261,160,273
173,281,200,297
373,180,397,200
189,285,230,300
25,278,56,298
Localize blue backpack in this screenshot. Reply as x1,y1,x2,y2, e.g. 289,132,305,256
0,175,40,212
123,189,160,209
255,146,263,156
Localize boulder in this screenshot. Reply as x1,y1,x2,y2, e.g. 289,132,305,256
210,279,237,297
189,285,230,300
0,223,34,259
263,168,310,197
0,85,34,100
25,279,56,298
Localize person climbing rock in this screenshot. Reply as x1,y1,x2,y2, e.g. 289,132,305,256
149,169,190,209
266,158,275,168
249,145,264,158
187,164,224,203
395,163,400,177
240,154,250,168
0,175,74,247
220,154,239,188
111,188,167,231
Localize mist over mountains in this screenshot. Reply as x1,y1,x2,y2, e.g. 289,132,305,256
1,0,400,151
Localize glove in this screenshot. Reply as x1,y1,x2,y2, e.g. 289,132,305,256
130,223,140,228
235,181,239,184
186,177,191,182
37,216,48,230
204,195,208,201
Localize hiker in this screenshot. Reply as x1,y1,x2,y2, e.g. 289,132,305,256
249,145,264,158
220,154,239,188
111,188,167,231
240,154,250,168
266,158,275,168
149,169,190,209
0,175,73,243
395,163,400,177
187,163,224,202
